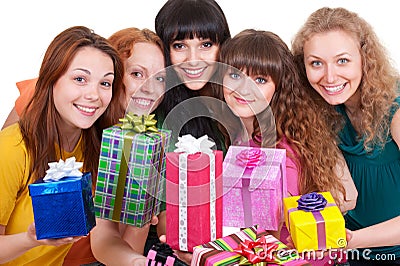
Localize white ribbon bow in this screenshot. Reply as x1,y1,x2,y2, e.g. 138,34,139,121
43,157,83,182
174,134,217,251
174,134,215,154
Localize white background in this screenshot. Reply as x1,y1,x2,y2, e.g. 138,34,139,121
1,0,399,126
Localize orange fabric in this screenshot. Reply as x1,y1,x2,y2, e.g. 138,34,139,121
63,236,97,265
15,78,37,116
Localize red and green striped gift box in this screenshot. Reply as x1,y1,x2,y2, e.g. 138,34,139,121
191,226,310,265
94,125,170,227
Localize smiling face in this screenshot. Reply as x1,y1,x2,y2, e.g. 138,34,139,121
223,67,275,119
124,42,165,115
170,37,219,91
53,46,114,131
303,30,363,106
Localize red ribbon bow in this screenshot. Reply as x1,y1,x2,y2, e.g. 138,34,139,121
233,236,279,264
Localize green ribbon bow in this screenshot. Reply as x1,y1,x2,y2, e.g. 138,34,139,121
119,113,159,133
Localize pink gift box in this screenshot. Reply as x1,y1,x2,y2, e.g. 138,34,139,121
166,150,223,252
223,146,286,231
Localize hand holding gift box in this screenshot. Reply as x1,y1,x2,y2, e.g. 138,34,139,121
283,192,347,252
223,146,287,231
166,134,223,252
94,113,171,227
191,225,310,265
28,157,96,240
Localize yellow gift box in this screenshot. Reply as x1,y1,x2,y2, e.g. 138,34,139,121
283,191,346,252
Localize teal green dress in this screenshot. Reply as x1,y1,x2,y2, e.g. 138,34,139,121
338,96,400,259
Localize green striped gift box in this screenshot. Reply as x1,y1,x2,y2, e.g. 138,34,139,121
94,125,170,227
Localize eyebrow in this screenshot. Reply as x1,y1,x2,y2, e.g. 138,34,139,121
307,52,352,60
74,68,114,77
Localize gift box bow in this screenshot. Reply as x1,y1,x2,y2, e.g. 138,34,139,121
119,112,158,133
233,235,279,265
174,134,215,155
236,148,267,169
43,156,83,182
296,192,327,212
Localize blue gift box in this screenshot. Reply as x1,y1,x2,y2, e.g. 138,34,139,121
28,172,96,240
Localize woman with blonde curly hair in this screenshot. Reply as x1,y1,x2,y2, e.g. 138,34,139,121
218,29,357,265
292,7,400,265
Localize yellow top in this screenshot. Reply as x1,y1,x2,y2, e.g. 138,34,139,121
0,123,84,265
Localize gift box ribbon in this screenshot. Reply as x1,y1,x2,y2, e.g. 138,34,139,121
119,113,159,133
288,192,335,250
174,134,216,251
233,235,279,265
112,113,163,221
43,157,83,182
235,149,267,227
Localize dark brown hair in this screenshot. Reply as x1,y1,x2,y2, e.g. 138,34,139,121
219,29,346,203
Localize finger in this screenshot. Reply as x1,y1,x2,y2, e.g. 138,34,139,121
346,228,353,241
150,215,159,225
159,234,166,243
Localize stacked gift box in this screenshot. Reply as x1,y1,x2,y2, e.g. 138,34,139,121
94,114,171,227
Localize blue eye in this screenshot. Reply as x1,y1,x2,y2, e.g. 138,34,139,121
229,73,241,79
255,77,267,84
156,76,165,83
338,58,349,64
311,61,322,67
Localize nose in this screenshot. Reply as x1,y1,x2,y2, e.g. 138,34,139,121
187,48,199,66
235,77,253,96
139,79,155,94
325,64,337,84
84,83,100,101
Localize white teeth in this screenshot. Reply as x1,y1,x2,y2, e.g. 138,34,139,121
76,105,96,113
184,68,205,75
324,84,345,92
134,98,152,106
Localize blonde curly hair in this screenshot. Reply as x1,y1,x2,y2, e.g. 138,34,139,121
292,7,399,151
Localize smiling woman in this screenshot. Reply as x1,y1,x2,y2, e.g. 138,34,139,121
154,0,231,151
0,26,125,265
1,1,400,129
292,7,400,265
302,30,363,107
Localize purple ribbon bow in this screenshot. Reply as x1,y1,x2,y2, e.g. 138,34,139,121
297,192,327,212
